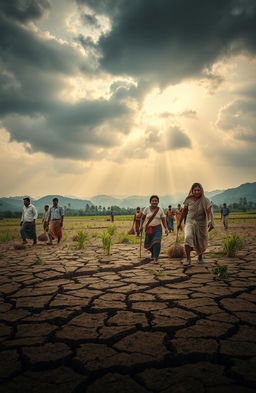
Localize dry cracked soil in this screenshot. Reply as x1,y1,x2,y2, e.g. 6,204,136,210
0,228,256,393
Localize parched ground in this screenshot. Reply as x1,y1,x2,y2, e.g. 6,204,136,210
0,222,256,393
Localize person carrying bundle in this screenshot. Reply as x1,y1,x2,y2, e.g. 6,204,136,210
177,183,214,266
140,195,168,263
133,207,143,237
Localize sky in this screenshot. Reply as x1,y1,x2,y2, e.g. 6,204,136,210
0,0,256,198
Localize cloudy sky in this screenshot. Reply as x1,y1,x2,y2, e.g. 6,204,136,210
0,0,255,198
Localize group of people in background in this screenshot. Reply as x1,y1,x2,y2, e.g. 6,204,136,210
132,183,230,266
20,197,64,246
20,185,230,267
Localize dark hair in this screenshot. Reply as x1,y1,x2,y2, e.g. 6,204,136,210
23,197,30,203
150,195,159,202
168,205,172,208
191,182,202,191
136,207,140,209
44,205,49,208
53,198,59,202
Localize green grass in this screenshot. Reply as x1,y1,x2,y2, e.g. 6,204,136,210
75,230,89,249
212,264,229,279
206,252,225,258
223,233,244,257
101,231,112,255
107,225,117,236
34,257,43,265
0,230,20,243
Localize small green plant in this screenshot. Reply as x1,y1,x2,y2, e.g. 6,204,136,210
101,231,112,255
223,233,244,257
34,257,43,265
212,264,229,279
107,225,117,236
76,230,89,249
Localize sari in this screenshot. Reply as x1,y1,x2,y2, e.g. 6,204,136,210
184,184,214,255
144,225,162,258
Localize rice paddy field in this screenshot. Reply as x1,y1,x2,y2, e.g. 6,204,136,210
0,212,255,253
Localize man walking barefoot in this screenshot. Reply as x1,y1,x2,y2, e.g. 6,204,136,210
20,197,38,245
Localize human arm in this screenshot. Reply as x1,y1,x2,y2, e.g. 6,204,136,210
207,206,214,231
139,214,146,233
20,209,24,225
60,207,64,227
32,206,38,226
177,206,188,230
161,217,169,236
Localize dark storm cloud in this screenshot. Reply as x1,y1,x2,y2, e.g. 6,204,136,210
217,85,256,142
0,0,50,22
3,98,132,159
81,13,100,28
0,13,89,78
0,2,134,160
78,0,256,86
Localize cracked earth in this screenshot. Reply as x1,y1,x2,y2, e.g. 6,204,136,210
0,223,256,393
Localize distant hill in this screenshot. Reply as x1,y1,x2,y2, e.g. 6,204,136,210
1,182,255,212
0,195,93,213
0,197,23,212
211,182,256,205
34,195,93,213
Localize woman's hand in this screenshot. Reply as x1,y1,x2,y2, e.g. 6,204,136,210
165,228,169,236
208,221,214,232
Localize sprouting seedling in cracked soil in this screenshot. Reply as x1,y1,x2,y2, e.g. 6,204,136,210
211,264,229,279
34,256,43,265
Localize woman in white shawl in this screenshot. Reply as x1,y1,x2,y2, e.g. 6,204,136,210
177,183,214,266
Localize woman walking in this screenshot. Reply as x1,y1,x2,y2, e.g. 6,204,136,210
140,195,169,263
166,205,175,232
177,183,214,266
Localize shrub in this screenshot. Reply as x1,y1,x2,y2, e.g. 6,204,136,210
223,233,244,257
212,264,229,279
76,230,89,249
101,231,112,255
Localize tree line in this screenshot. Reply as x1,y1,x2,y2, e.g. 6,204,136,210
0,198,255,219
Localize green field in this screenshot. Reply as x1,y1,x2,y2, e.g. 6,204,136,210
0,212,256,245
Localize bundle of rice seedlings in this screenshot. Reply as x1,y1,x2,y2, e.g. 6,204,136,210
13,243,26,250
38,233,48,242
167,231,185,258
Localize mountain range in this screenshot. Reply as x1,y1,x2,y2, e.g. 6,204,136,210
0,182,255,212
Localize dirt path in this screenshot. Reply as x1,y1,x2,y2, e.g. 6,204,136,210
0,226,256,392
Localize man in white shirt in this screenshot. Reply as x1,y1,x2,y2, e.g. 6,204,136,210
20,197,38,245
